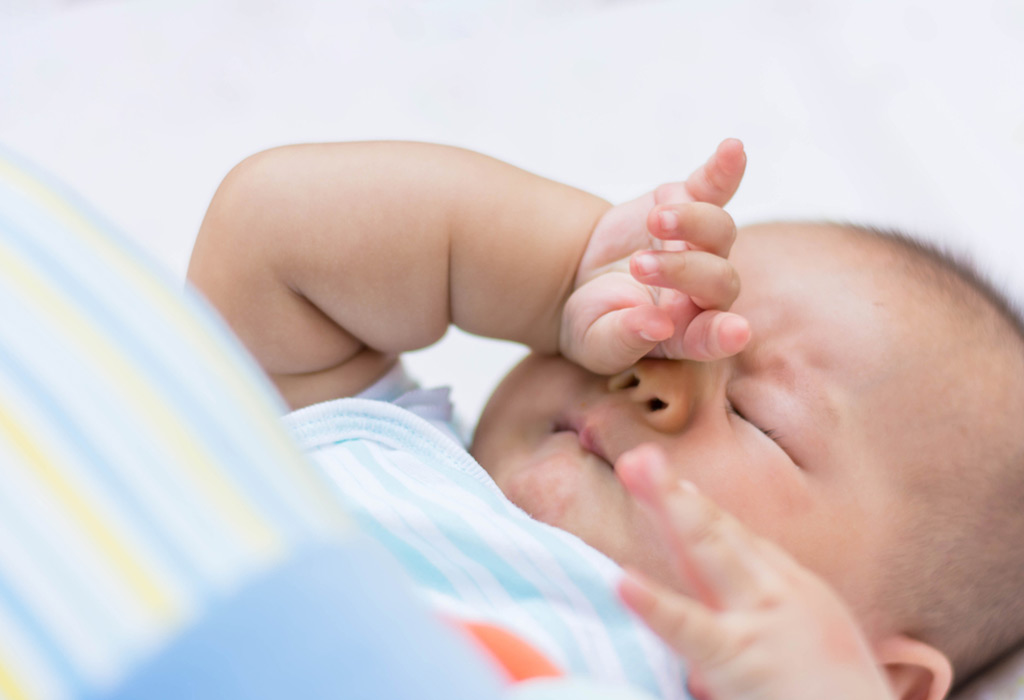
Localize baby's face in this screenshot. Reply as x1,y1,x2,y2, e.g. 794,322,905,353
472,223,947,629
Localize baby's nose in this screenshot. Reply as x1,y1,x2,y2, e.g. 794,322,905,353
608,360,697,433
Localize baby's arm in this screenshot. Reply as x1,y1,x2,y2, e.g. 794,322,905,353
188,142,610,408
187,140,747,409
615,445,895,700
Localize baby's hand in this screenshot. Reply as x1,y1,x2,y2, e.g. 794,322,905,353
560,139,750,374
615,446,895,700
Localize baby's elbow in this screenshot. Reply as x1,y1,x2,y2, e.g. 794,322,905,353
215,147,291,219
188,148,290,295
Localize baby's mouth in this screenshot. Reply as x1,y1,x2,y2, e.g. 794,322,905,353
552,419,612,467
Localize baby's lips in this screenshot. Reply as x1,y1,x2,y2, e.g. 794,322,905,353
577,424,608,465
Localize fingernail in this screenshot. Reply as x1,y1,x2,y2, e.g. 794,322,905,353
659,211,678,231
634,253,659,276
679,479,699,495
719,315,751,354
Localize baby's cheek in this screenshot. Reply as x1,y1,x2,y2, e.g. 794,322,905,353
500,453,586,530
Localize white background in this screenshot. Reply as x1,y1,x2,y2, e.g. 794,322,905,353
2,0,1022,422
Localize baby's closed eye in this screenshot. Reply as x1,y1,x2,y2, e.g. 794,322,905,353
726,399,785,448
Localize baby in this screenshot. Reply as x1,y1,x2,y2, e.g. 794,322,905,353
187,140,1024,700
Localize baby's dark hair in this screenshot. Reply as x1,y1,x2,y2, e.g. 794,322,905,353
839,223,1024,689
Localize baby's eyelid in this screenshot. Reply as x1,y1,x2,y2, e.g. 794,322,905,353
726,398,803,470
725,399,785,447
724,398,749,424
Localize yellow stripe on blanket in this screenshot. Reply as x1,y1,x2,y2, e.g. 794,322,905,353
0,402,178,625
0,156,350,543
0,658,32,700
0,244,285,570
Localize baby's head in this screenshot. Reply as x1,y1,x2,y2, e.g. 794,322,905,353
471,221,1024,694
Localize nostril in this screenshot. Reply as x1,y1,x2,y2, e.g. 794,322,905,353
648,398,667,412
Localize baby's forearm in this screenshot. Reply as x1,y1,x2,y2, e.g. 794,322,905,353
188,142,609,405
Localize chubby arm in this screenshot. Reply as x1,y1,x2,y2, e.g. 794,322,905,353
187,142,610,409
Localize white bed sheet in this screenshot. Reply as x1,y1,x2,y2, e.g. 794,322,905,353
3,0,1022,419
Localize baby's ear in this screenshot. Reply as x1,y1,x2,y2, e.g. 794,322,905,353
874,634,953,700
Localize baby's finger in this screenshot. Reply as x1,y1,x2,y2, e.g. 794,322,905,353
617,446,783,610
654,139,747,208
577,305,674,375
685,138,747,207
646,202,737,259
678,310,750,361
631,250,741,311
618,570,733,669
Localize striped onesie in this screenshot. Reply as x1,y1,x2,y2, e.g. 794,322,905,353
285,364,686,699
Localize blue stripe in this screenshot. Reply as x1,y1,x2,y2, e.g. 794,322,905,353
290,400,670,693
0,210,311,547
0,146,179,291
520,517,666,690
348,441,590,673
430,453,668,690
0,578,81,699
317,455,466,604
0,248,244,575
375,414,667,691
0,374,157,661
0,341,206,603
366,440,653,686
0,471,130,668
0,152,333,541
